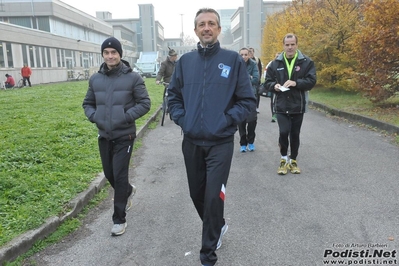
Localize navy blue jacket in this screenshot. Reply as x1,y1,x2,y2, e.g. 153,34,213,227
265,50,316,114
168,41,256,146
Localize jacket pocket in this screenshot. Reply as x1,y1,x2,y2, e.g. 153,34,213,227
111,106,129,130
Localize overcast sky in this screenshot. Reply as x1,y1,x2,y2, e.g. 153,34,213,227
60,0,245,38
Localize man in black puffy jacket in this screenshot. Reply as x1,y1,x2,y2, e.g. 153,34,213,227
265,33,316,175
82,37,151,236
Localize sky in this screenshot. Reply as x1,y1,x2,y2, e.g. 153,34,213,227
60,0,244,38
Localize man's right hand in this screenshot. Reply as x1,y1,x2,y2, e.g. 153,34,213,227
156,80,160,85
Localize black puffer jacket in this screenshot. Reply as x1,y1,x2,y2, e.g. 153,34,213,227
82,60,151,140
264,50,316,114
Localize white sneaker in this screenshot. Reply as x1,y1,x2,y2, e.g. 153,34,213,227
111,223,127,236
125,185,137,212
216,224,228,250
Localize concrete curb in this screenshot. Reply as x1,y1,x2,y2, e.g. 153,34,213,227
309,101,399,135
0,109,161,264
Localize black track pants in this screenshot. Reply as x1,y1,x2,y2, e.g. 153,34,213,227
98,135,134,224
238,120,257,146
276,113,304,160
182,139,233,265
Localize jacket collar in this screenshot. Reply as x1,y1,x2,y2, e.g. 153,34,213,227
167,57,176,65
276,50,305,61
98,60,132,75
197,41,220,57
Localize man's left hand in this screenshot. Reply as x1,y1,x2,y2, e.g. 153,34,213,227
283,80,296,88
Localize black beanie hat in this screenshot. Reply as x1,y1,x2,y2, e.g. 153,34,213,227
101,37,123,57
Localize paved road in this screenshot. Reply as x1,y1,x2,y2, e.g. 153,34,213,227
32,97,399,266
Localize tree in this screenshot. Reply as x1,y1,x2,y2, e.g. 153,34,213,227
261,0,399,103
293,0,361,89
182,35,197,46
261,9,297,64
351,0,399,102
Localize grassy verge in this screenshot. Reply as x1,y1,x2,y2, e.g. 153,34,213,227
0,78,162,248
309,87,399,127
309,87,399,144
5,185,110,266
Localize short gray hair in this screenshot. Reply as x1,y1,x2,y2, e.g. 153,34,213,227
194,8,221,29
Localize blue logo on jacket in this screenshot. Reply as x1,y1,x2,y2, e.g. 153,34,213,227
218,63,231,78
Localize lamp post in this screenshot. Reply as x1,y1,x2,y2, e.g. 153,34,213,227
31,0,35,17
180,14,184,40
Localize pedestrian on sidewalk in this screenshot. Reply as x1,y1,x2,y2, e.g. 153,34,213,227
155,47,178,85
168,8,256,266
249,47,263,113
238,47,259,152
264,52,281,123
21,64,32,87
82,37,151,236
264,33,316,175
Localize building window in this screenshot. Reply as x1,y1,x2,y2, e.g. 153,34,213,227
57,49,62,67
65,49,72,57
65,49,74,69
36,46,42,68
32,18,37,30
37,17,50,32
6,43,13,68
66,58,73,69
46,48,52,67
9,17,31,28
0,43,4,68
81,52,89,68
22,44,29,65
29,46,36,68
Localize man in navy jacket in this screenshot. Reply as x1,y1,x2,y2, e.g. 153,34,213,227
168,8,256,266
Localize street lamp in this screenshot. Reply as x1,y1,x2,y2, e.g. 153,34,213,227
180,14,184,39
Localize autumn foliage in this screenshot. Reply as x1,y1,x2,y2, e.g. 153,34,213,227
261,0,399,103
351,0,399,102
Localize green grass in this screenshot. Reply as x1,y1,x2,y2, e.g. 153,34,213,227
310,87,399,127
5,187,110,266
0,78,162,248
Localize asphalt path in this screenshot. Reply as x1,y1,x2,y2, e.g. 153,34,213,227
32,96,399,266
